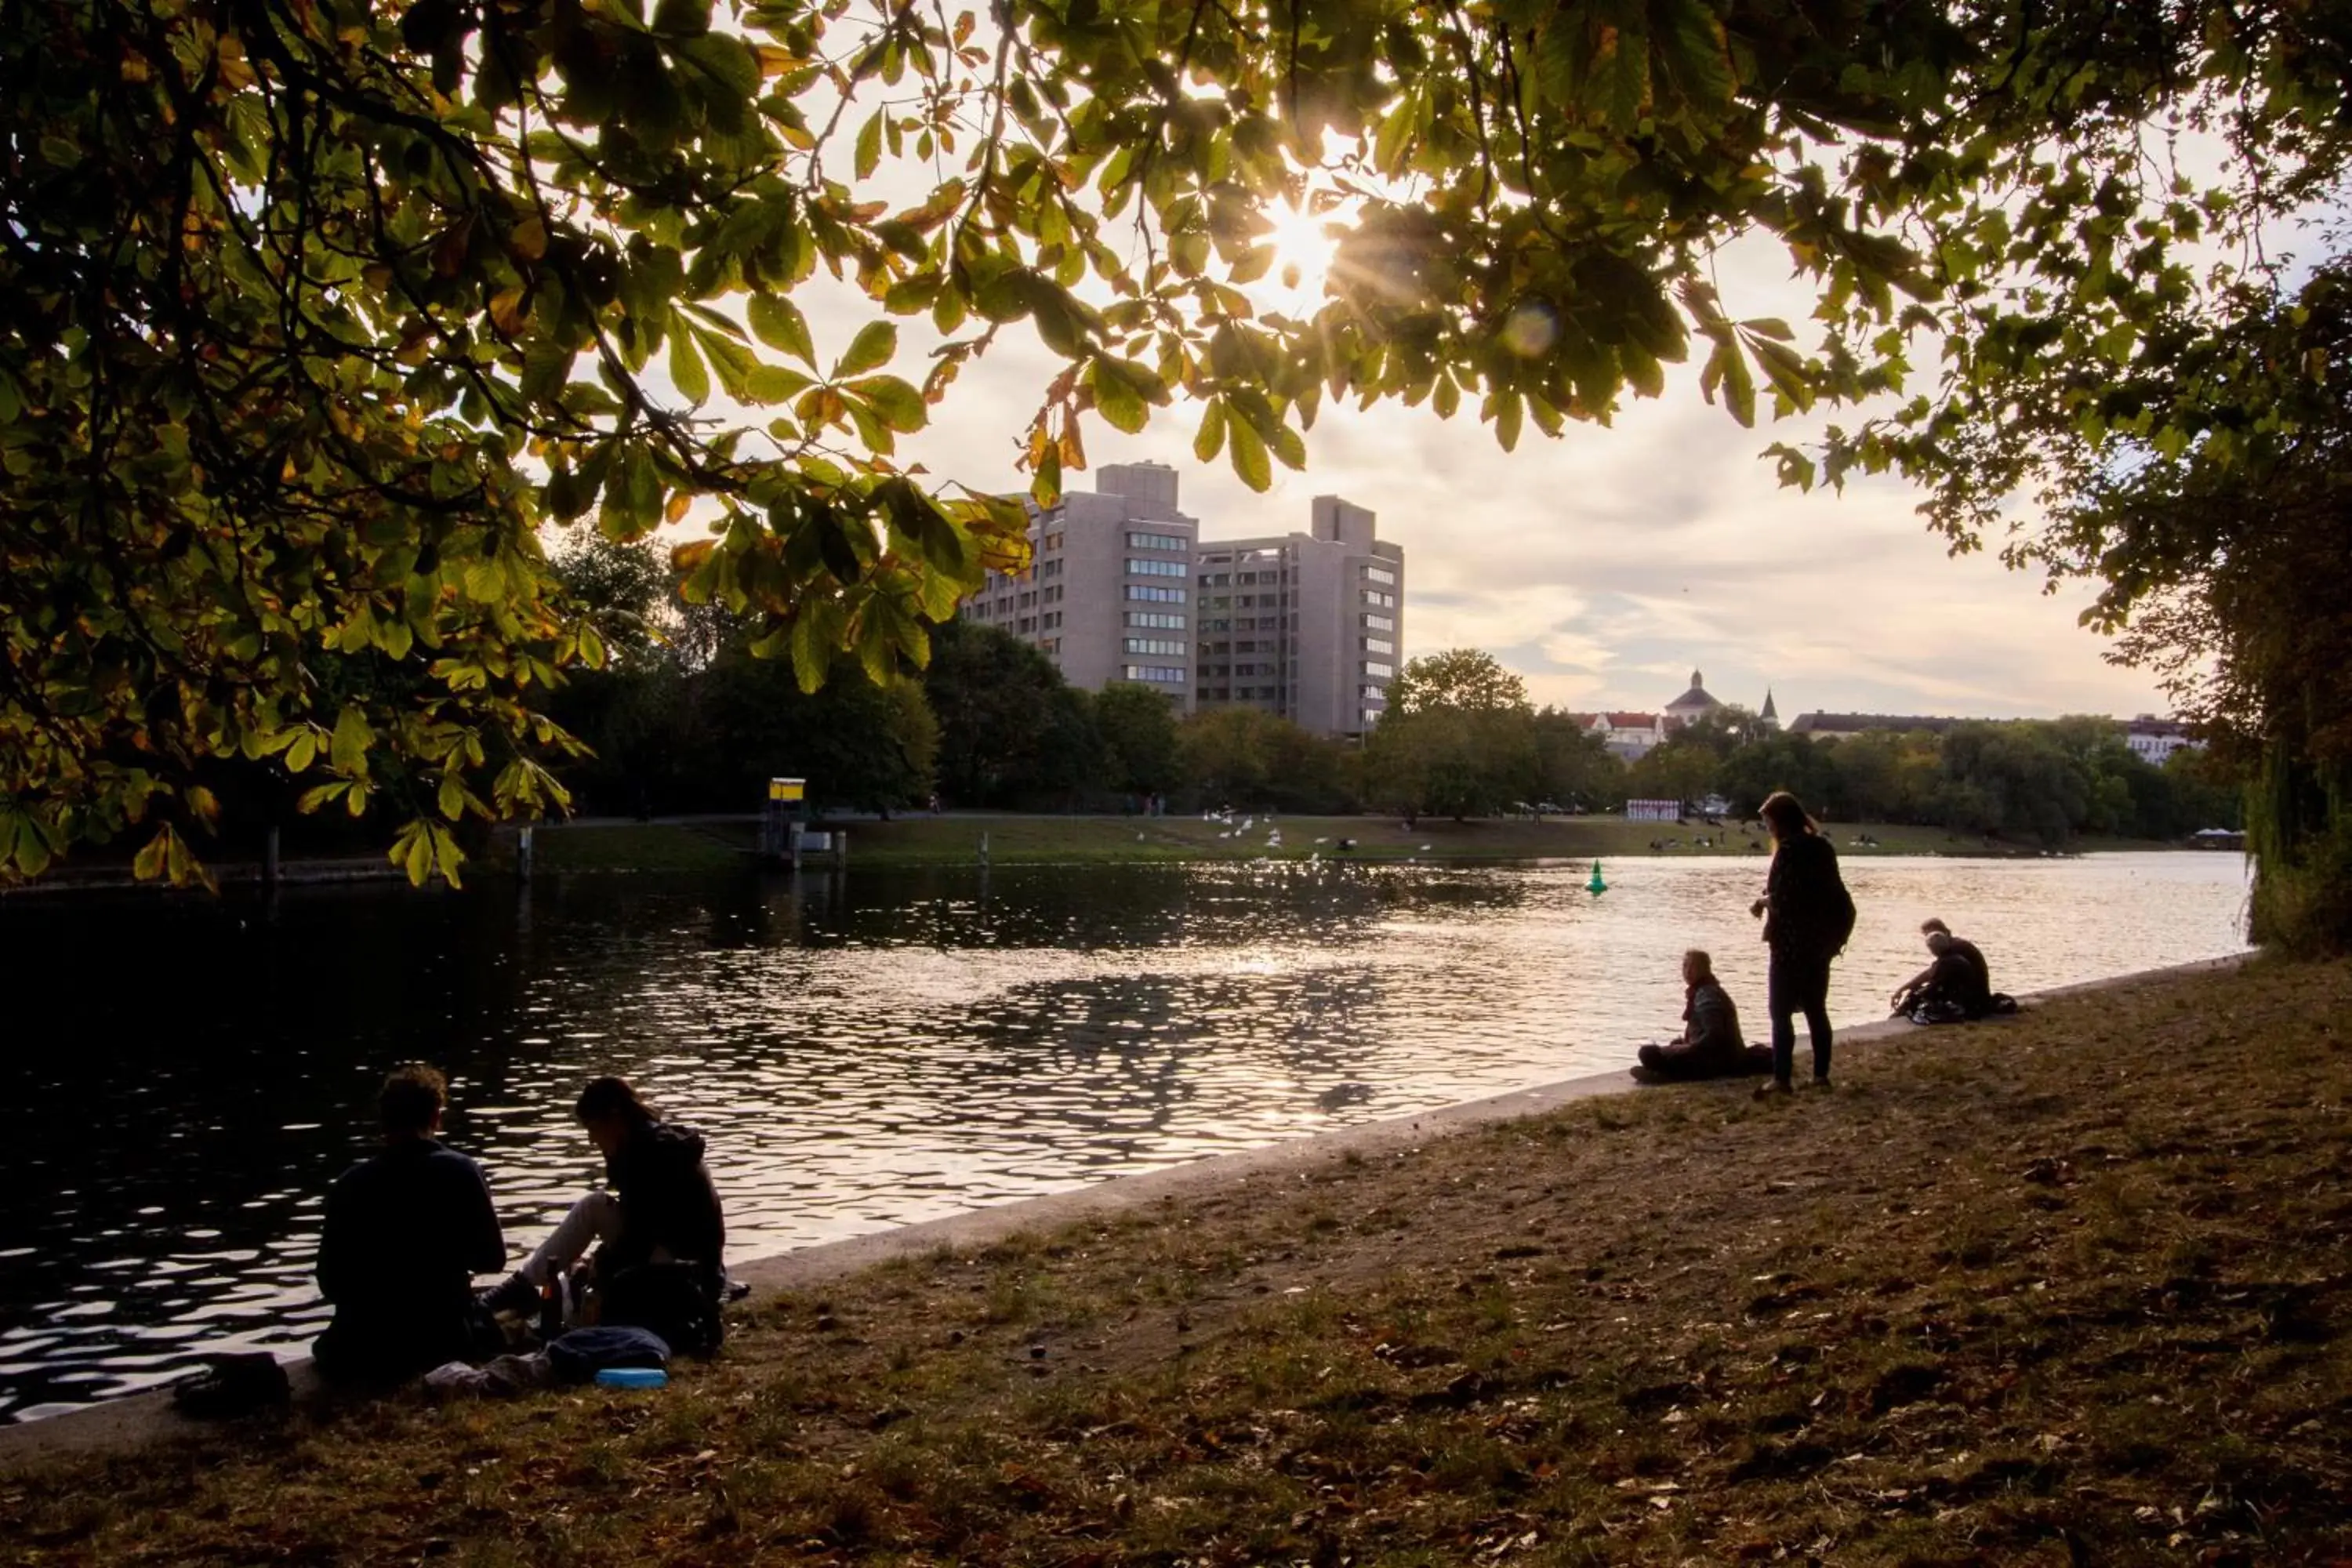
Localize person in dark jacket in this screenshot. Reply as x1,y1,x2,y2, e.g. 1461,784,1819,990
483,1078,726,1337
1637,949,1752,1079
1750,790,1856,1094
1891,917,1995,1018
314,1065,506,1382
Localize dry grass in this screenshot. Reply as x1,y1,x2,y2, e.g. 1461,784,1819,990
7,958,2350,1565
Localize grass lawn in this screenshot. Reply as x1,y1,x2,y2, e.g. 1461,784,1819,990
6,956,2348,1563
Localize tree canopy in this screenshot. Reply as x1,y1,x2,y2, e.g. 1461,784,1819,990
5,0,2346,884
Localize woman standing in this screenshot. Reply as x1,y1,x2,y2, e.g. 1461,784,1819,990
1749,791,1856,1094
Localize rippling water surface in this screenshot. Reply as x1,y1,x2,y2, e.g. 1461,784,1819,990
0,851,2249,1420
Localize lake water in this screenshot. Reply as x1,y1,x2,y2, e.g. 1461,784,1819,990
0,851,2249,1421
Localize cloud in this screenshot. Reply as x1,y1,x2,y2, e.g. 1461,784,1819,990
804,251,2172,724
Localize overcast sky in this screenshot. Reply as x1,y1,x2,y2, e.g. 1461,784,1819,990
874,322,2170,724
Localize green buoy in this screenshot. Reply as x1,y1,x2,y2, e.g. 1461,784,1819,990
1587,858,1608,895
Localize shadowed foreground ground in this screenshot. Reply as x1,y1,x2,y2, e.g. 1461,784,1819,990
5,959,2348,1565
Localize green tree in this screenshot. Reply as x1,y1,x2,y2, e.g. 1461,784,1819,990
1532,710,1624,811
923,621,1098,808
1366,651,1539,820
10,0,2347,889
1093,684,1185,799
1179,708,1357,812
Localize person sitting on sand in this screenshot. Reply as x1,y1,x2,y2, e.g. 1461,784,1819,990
314,1065,506,1382
1891,918,1996,1020
481,1076,728,1351
1637,950,1753,1080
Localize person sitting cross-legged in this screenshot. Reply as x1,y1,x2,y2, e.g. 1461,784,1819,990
1637,949,1757,1080
481,1077,729,1352
314,1065,506,1383
1891,917,1996,1022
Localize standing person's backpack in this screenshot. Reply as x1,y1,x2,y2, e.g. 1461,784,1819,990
1831,876,1857,954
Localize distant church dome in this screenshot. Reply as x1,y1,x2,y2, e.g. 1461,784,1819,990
1760,688,1780,728
1664,669,1722,717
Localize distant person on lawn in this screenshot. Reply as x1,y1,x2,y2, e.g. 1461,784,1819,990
314,1065,506,1382
481,1077,729,1352
1637,949,1757,1080
1891,917,2001,1021
1750,790,1857,1094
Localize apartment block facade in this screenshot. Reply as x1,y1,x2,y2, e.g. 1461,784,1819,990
958,462,1199,714
1194,496,1405,738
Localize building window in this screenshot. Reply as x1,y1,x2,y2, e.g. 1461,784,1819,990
1040,637,1059,653
1126,532,1187,552
1363,637,1394,655
1018,590,1036,608
1043,612,1062,629
1124,585,1186,603
1124,610,1185,629
1363,613,1394,631
1042,531,1065,551
1363,660,1394,677
1363,565,1396,585
1123,665,1187,684
1043,585,1062,603
1016,616,1036,633
1363,590,1396,608
1124,637,1186,655
1360,684,1386,702
1127,557,1188,577
1040,559,1062,579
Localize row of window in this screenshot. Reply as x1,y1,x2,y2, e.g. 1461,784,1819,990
1041,531,1065,552
1125,611,1185,630
1202,593,1297,611
1123,665,1186,684
1363,637,1393,655
1125,532,1187,553
1127,585,1185,604
1123,637,1185,656
1363,589,1396,608
1127,557,1188,577
1364,661,1394,677
1363,613,1394,631
1363,565,1396,586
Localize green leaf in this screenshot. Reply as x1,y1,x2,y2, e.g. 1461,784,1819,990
330,706,372,775
837,320,897,379
855,110,884,180
1090,360,1149,434
1192,401,1229,464
1226,416,1272,492
850,375,927,433
670,314,711,403
747,295,818,365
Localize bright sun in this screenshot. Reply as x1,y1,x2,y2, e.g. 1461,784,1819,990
1260,199,1343,302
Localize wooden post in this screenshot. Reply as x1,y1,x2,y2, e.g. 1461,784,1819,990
263,826,281,888
517,825,535,879
978,830,989,866
833,829,848,871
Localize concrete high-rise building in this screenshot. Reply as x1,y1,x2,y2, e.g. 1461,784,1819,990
958,462,1198,713
1194,495,1405,737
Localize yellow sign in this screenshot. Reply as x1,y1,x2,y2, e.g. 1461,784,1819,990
768,778,805,802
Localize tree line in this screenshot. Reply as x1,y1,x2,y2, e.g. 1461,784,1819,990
551,547,2234,847
1359,652,2237,846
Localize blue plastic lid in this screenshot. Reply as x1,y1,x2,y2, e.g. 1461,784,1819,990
593,1367,668,1389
